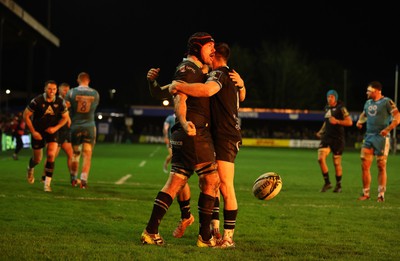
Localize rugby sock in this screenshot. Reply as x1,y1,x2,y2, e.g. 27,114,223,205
211,198,221,235
177,198,191,220
335,175,342,186
45,176,52,187
378,185,386,198
362,188,370,197
146,191,173,234
322,172,330,184
223,209,238,230
44,161,55,178
198,192,215,241
28,157,37,169
211,196,220,221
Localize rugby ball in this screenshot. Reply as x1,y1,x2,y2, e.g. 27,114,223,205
252,172,282,200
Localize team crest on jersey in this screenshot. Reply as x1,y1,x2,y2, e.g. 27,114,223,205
324,109,332,118
44,106,55,115
178,65,195,74
367,104,378,116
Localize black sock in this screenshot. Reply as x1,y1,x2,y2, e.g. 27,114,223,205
322,172,330,184
198,192,215,241
177,198,191,219
146,191,173,234
336,175,342,186
223,209,238,230
211,197,220,221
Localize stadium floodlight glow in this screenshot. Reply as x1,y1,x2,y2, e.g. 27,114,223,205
162,100,169,106
98,114,103,120
6,89,11,94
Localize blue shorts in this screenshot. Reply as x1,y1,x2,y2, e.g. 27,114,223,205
362,133,390,156
71,126,97,146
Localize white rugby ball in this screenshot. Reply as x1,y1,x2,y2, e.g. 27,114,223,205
252,172,282,200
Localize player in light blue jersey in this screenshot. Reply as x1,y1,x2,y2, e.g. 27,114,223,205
356,81,400,202
65,72,100,189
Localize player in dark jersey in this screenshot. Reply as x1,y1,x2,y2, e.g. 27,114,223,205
23,80,69,192
141,32,220,248
147,62,244,242
55,82,74,185
169,42,246,248
356,81,400,202
316,90,353,193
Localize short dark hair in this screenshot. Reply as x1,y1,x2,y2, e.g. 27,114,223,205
368,81,382,90
44,80,57,87
215,42,230,61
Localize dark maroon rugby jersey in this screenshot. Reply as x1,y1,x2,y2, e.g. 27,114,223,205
173,59,209,128
26,94,68,132
207,66,242,142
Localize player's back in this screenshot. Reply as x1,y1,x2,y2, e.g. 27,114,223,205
67,86,99,127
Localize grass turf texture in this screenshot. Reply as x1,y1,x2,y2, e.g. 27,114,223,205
1,143,399,260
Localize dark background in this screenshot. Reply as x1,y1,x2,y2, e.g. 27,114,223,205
1,1,399,112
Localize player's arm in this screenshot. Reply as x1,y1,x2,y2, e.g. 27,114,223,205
23,107,44,141
163,121,169,144
147,68,171,100
169,80,220,97
316,122,326,139
356,112,366,129
46,111,69,134
330,115,352,126
230,69,246,102
381,105,400,136
173,93,196,136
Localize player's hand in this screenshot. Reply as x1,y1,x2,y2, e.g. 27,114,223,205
229,69,244,87
32,131,42,140
329,117,338,125
169,80,186,95
380,128,389,137
183,121,196,136
356,121,363,129
147,68,160,81
45,126,57,134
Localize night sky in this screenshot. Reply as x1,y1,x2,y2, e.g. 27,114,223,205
4,1,400,111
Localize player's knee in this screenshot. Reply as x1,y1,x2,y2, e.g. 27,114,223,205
72,151,81,163
333,155,342,166
376,156,387,168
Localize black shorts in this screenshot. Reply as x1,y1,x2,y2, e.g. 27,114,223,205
214,139,241,163
171,125,215,177
319,137,344,155
58,125,71,145
31,131,58,149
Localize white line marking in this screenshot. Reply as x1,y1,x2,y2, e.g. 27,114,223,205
115,174,132,185
139,160,146,167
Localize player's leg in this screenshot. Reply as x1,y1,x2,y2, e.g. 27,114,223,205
217,159,237,248
79,142,92,188
172,183,195,238
196,161,219,247
26,138,44,184
359,147,373,200
376,136,390,202
332,154,343,192
43,141,58,192
141,171,188,245
318,147,332,192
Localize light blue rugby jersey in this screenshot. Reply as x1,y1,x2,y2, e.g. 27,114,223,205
364,97,395,135
65,86,100,128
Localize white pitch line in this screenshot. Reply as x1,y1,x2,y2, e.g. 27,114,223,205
115,174,132,185
139,160,146,167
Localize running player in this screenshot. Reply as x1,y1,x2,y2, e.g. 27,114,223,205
24,80,69,192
